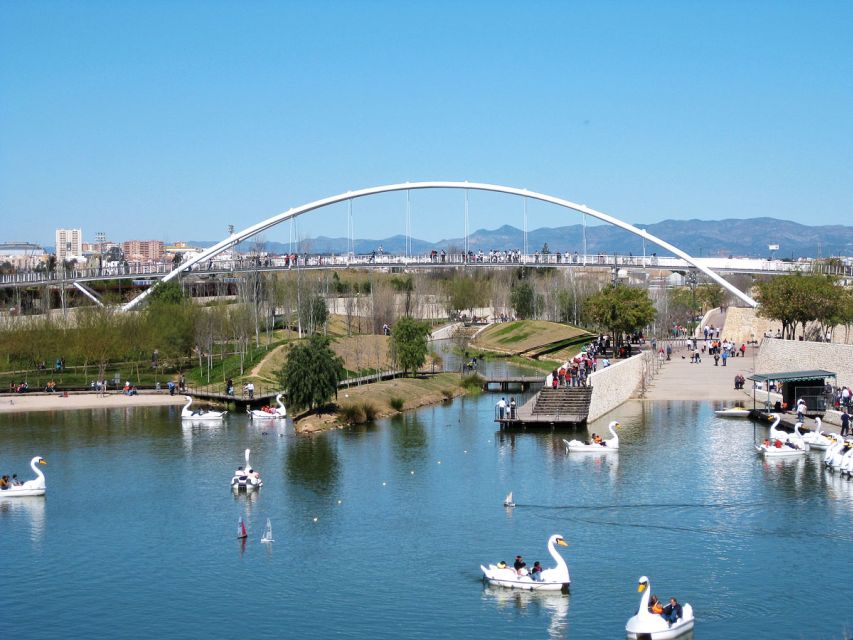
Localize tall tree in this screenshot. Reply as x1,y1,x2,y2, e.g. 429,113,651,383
756,273,842,339
390,316,430,376
584,284,656,345
510,281,537,319
279,335,344,412
447,275,488,319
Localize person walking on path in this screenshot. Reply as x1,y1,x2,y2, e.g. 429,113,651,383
721,350,728,367
841,410,850,437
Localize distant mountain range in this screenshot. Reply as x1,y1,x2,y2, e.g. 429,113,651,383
189,217,853,259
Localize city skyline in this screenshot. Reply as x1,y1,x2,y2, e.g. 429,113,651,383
2,2,851,246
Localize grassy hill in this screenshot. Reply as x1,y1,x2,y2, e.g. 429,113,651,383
472,320,592,357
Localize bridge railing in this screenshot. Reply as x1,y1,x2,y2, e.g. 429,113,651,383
1,253,850,287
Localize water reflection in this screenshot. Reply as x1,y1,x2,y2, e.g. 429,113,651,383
481,586,569,640
285,436,340,495
390,414,428,465
232,486,260,515
180,419,227,452
0,496,45,543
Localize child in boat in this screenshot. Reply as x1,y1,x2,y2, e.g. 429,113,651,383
513,555,527,576
648,594,663,614
531,562,543,581
593,434,603,445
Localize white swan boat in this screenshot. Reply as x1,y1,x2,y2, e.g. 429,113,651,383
715,406,750,418
0,456,47,497
181,396,227,422
248,394,287,420
564,421,619,453
801,417,832,451
833,441,853,477
625,576,694,640
231,448,262,490
755,414,807,457
824,436,847,469
481,534,570,593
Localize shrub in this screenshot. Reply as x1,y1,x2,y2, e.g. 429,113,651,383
441,388,455,401
460,373,485,393
338,403,365,425
389,396,404,412
359,401,378,421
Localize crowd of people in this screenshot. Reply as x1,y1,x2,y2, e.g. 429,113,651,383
687,336,746,365
548,338,612,389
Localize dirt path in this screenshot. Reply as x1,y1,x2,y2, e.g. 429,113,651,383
250,344,287,379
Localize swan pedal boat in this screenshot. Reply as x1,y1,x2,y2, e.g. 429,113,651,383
181,396,227,422
0,456,47,497
826,439,853,476
248,394,287,420
755,414,807,457
481,534,570,593
230,448,262,491
715,406,750,418
801,417,832,451
564,421,619,453
625,576,694,640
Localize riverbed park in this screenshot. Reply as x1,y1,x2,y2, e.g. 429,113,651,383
3,4,853,640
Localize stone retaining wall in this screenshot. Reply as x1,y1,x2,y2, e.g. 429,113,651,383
588,351,652,422
722,307,782,345
756,338,853,389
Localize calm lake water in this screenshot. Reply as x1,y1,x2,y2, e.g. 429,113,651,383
3,385,853,639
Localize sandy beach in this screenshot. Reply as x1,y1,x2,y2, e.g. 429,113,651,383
0,391,187,413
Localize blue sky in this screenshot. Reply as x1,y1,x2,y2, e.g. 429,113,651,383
1,1,851,247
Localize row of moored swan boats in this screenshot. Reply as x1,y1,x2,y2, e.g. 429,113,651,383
181,394,287,422
757,414,853,476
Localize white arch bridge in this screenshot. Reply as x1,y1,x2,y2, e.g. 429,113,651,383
121,181,758,310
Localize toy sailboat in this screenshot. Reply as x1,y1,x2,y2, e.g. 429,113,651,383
504,491,515,508
237,516,248,539
261,518,274,543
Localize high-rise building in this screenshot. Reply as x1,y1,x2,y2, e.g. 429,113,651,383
122,240,164,262
55,228,83,262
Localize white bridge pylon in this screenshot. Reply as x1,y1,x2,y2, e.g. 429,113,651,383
122,181,758,311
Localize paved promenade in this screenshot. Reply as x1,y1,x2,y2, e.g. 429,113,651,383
643,340,847,436
644,339,755,403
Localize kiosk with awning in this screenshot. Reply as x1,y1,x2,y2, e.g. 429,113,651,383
748,369,837,413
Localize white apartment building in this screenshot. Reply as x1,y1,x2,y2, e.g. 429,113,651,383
55,228,83,262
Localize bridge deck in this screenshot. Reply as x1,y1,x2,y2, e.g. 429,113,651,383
2,253,844,290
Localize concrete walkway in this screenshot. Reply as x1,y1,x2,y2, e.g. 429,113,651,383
643,340,847,437
644,340,755,402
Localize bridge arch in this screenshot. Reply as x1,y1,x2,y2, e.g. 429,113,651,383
122,181,758,311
